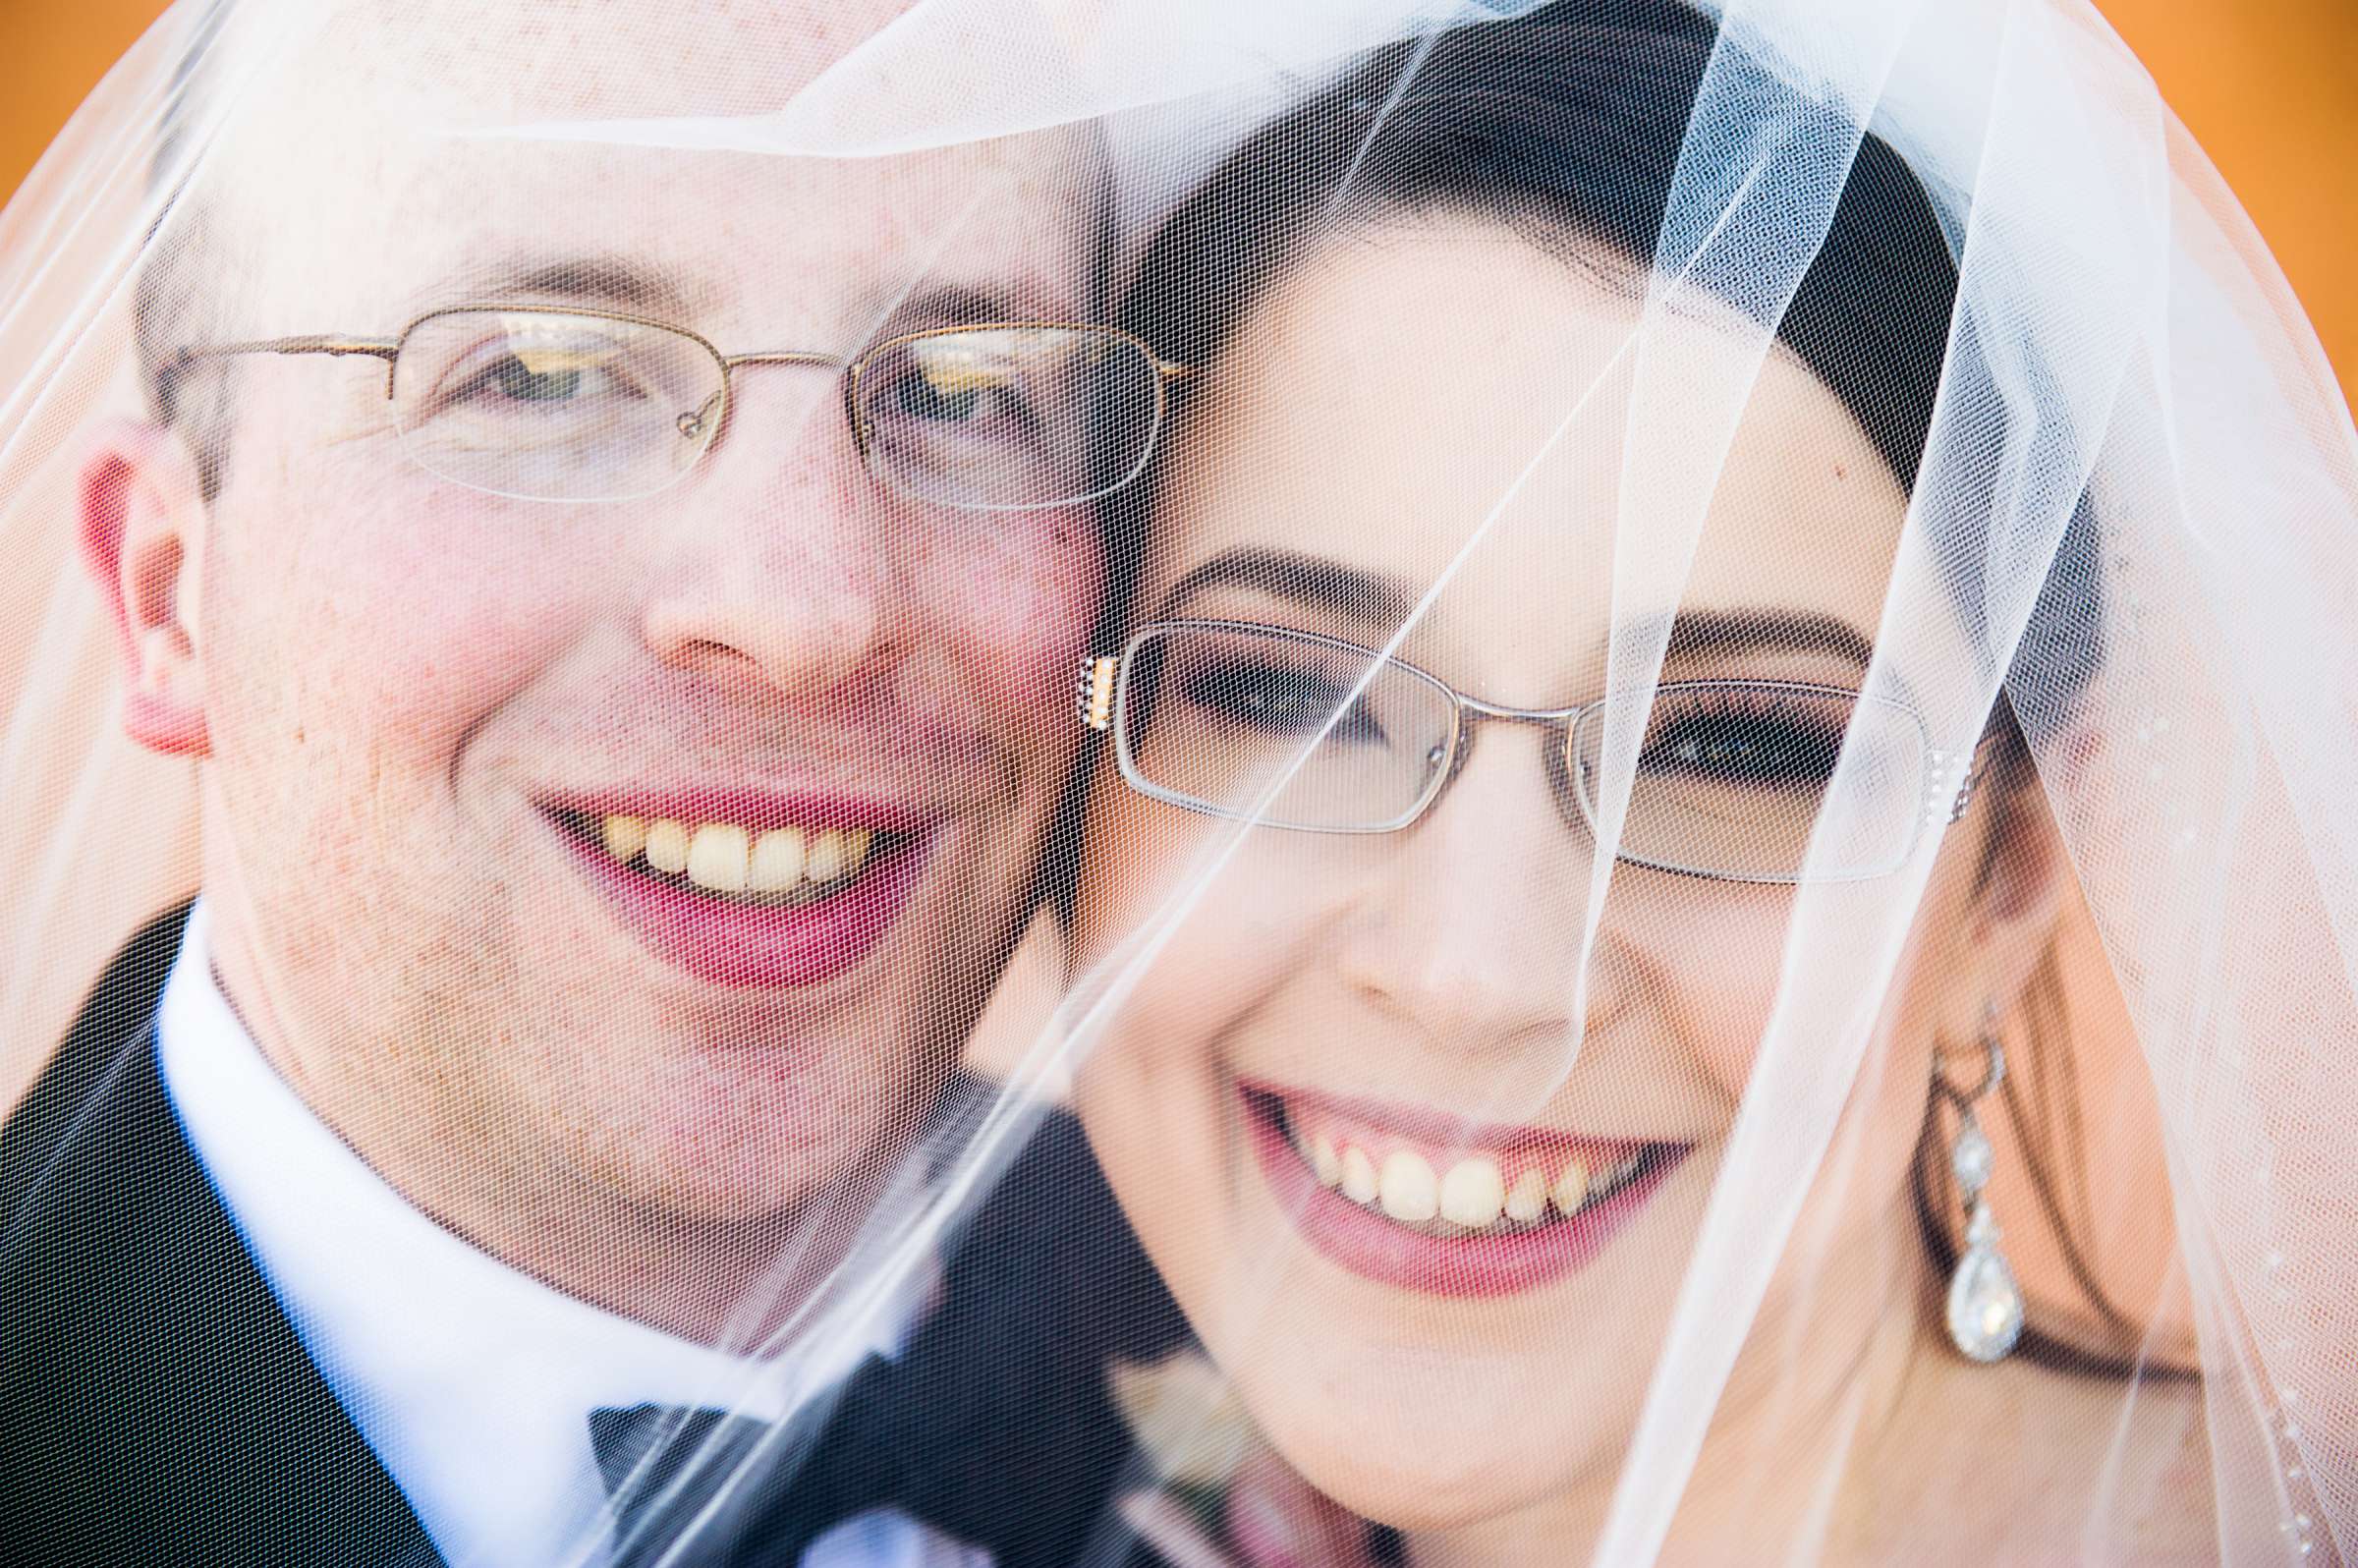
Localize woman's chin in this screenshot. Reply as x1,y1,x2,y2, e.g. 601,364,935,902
1222,1328,1610,1537
1254,1412,1577,1536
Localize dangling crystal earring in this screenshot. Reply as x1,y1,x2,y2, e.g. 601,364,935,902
1943,1013,2025,1364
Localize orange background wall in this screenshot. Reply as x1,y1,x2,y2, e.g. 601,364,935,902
4,0,2353,396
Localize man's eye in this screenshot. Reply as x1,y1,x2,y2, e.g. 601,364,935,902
449,350,643,410
890,368,987,422
491,357,584,403
883,361,1033,427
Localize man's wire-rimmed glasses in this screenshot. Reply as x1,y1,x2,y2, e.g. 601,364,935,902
1078,619,1983,883
162,304,1190,508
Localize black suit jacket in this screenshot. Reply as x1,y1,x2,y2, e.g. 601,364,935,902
0,902,445,1566
0,906,1183,1568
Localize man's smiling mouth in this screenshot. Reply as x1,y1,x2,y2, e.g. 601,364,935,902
549,809,911,908
534,790,941,989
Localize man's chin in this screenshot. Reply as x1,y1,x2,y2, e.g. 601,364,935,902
462,810,1029,1217
556,1072,933,1231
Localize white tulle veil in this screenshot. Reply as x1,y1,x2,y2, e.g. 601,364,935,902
1,0,2350,1563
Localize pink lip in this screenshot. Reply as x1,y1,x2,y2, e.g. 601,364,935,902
1252,1080,1652,1169
1241,1083,1690,1299
540,791,940,990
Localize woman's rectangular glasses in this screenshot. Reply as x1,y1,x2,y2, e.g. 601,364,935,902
162,305,1189,508
1079,619,1982,883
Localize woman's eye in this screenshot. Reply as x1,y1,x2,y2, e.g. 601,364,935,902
1642,703,1844,787
1181,660,1385,743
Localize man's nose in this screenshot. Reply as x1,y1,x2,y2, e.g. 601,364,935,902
638,385,900,700
1332,730,1612,1054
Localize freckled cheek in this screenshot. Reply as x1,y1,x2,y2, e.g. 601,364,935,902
231,483,600,764
916,521,1104,724
353,606,581,767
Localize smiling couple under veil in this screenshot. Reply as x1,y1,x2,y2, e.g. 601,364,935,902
0,0,2351,1564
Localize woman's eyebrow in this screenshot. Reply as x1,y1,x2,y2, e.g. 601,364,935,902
1150,560,1877,670
1154,547,1417,627
1653,608,1878,667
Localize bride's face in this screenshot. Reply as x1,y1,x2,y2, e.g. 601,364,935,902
1070,228,2012,1530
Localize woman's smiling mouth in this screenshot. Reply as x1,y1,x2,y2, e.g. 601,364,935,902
538,790,940,990
1240,1080,1693,1297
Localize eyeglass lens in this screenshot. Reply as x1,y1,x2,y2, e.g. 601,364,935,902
1114,623,1930,879
391,310,718,502
854,327,1164,509
386,309,1163,507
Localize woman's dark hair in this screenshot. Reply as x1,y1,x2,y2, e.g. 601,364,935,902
1061,0,2162,1380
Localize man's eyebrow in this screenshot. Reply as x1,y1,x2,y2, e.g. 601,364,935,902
432,253,711,317
419,264,1052,350
1653,608,1878,668
868,282,1058,336
1154,547,1417,627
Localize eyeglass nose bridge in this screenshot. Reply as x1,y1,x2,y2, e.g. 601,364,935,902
1421,692,1593,830
677,349,850,447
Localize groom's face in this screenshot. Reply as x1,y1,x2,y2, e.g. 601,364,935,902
138,3,1104,1221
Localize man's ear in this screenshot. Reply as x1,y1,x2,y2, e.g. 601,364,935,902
77,418,212,757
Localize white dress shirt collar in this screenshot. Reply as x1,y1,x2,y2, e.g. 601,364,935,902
155,900,950,1568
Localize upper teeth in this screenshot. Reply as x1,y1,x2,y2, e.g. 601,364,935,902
1295,1116,1648,1236
1437,1157,1506,1227
599,814,874,896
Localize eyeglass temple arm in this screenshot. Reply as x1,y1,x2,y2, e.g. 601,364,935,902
157,336,402,408
173,336,400,364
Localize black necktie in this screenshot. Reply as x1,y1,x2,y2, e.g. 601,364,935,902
588,1353,911,1568
580,1109,1192,1568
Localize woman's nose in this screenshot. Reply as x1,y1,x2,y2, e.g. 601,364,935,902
1331,729,1600,1054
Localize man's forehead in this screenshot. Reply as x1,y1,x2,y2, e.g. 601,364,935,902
379,140,1092,325
401,238,1085,345
325,0,921,117
199,0,1103,329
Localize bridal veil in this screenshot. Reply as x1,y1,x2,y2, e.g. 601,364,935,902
1,0,2349,1561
